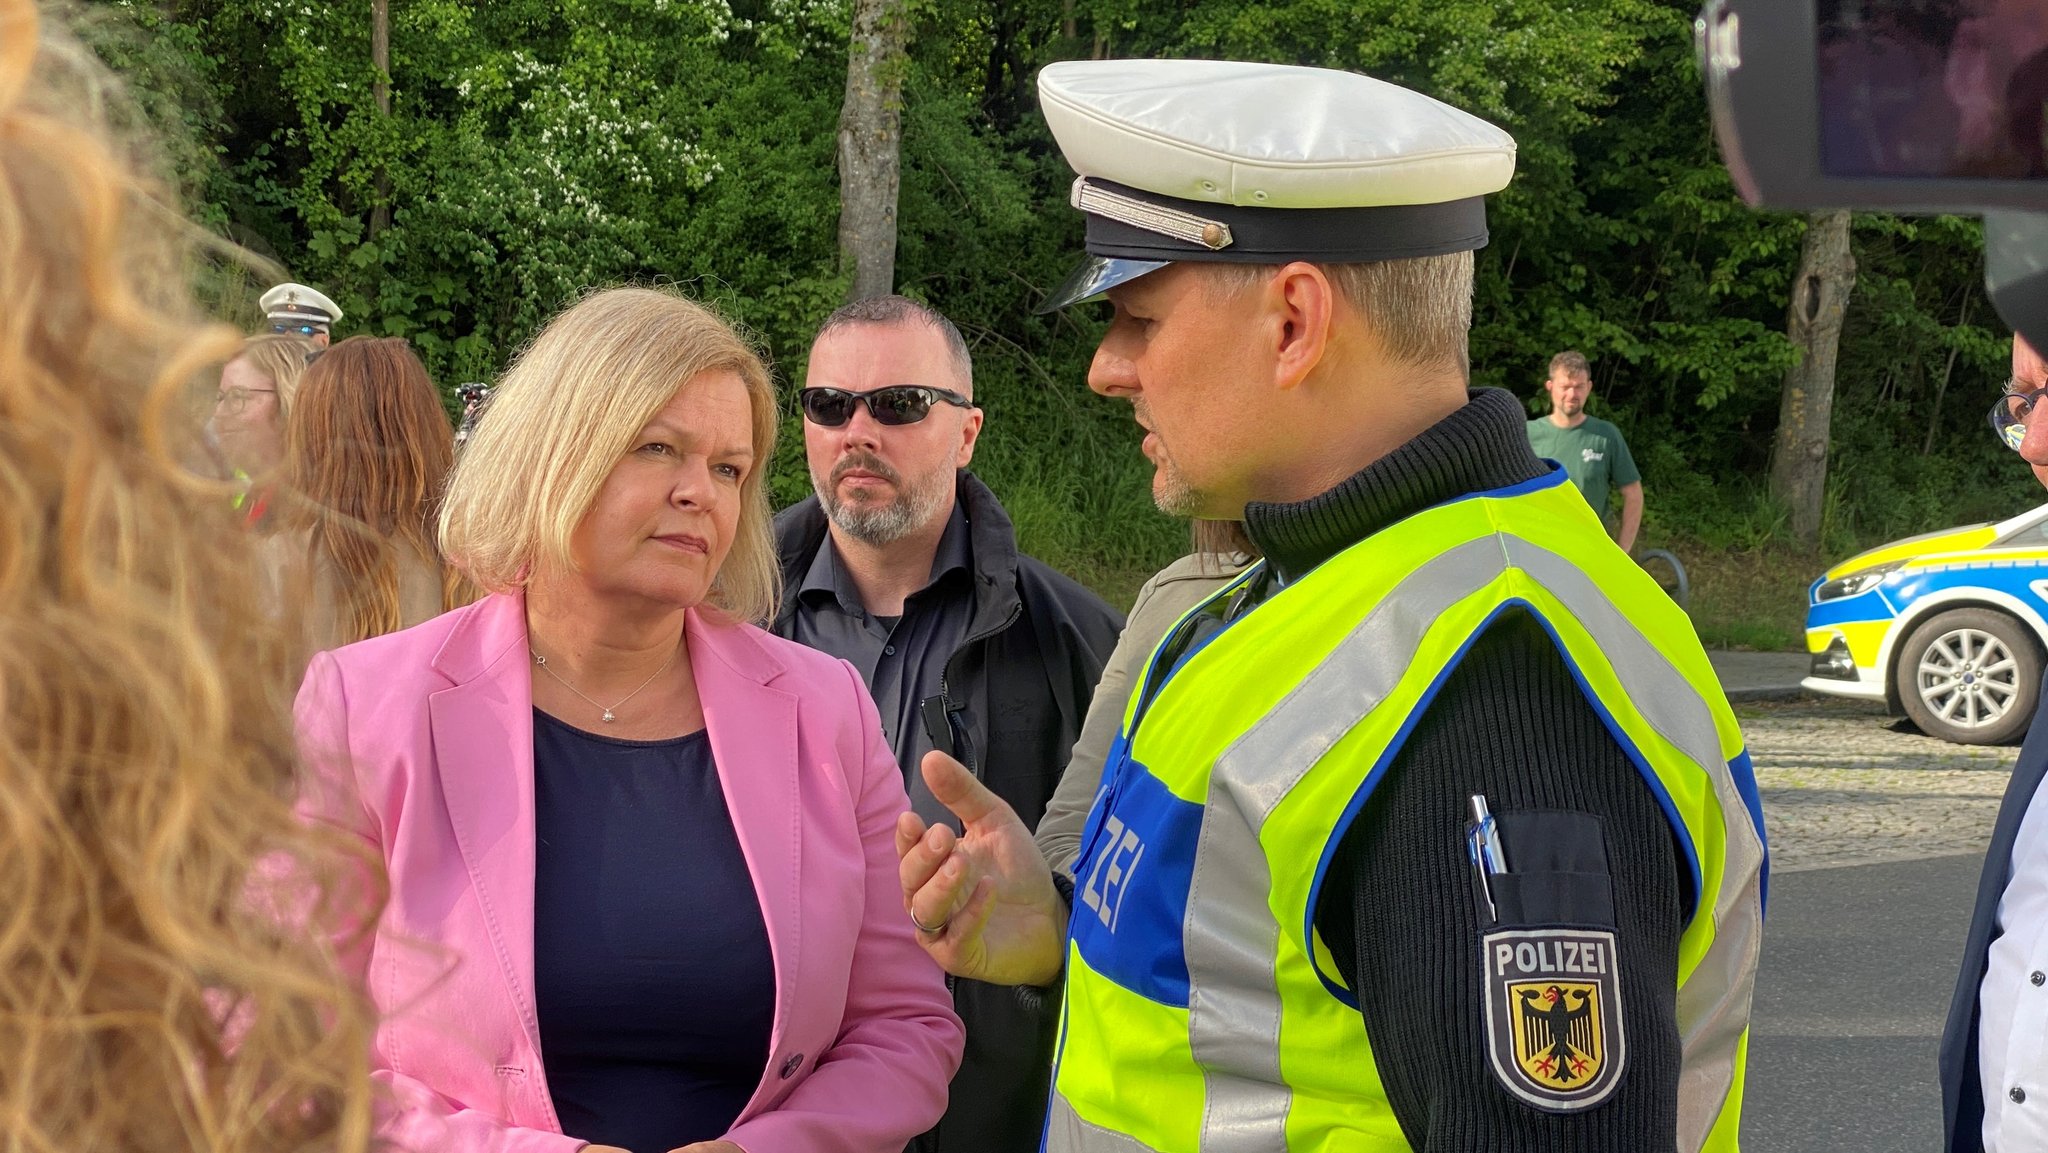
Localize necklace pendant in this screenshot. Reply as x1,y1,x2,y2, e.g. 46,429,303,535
601,709,616,723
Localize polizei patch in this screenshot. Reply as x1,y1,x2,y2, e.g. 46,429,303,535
1481,927,1625,1112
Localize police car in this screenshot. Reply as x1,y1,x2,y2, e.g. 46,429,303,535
1803,503,2048,744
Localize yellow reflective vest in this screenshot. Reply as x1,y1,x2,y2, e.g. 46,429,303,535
1052,469,1766,1152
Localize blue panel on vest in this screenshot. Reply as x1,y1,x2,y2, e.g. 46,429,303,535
1424,460,1570,515
1071,731,1126,878
1728,748,1770,912
1068,752,1202,1008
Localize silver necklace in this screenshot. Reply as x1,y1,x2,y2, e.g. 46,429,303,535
530,644,679,724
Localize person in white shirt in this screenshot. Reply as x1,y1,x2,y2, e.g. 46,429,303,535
1941,331,2048,1151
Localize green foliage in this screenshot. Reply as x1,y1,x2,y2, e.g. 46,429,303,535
73,0,229,218
90,0,2028,611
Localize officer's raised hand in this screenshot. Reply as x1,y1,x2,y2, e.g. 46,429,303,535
895,750,1067,987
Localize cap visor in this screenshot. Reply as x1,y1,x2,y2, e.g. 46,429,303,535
1034,256,1169,314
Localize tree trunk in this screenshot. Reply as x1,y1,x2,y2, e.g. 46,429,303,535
1770,210,1858,547
982,3,1028,131
370,0,391,238
1923,290,1976,456
837,0,909,302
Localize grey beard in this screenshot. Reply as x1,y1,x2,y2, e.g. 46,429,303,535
1149,448,1202,517
820,469,954,546
1153,473,1201,517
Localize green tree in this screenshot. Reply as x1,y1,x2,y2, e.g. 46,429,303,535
90,0,2019,603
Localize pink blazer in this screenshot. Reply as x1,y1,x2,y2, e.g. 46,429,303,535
294,592,963,1153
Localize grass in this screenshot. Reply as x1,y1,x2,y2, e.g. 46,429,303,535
1047,558,1169,614
1024,522,1822,653
995,468,1825,648
1642,534,1820,651
952,387,1829,649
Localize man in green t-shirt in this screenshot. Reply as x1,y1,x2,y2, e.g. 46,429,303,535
1526,350,1643,551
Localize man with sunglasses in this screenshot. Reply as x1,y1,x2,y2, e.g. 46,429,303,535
258,281,341,349
770,294,1122,1153
1942,334,2048,1153
893,60,1766,1152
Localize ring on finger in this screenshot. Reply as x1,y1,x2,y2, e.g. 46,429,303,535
909,908,949,935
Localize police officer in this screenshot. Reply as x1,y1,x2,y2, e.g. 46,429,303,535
1941,333,2048,1152
894,59,1768,1151
259,282,342,349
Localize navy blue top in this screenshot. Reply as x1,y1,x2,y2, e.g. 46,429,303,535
532,710,775,1153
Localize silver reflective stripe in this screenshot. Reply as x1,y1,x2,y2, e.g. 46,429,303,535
1173,531,1760,1153
1503,539,1765,1153
1190,538,1507,1149
1073,177,1236,250
1048,1091,1168,1153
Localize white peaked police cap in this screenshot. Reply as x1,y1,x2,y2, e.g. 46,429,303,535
259,282,343,325
1034,58,1518,312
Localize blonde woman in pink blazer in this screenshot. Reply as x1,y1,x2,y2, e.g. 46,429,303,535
295,287,963,1153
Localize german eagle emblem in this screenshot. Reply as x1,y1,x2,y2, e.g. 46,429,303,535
1513,982,1600,1084
1483,928,1626,1110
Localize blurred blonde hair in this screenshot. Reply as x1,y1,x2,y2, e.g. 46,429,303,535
1190,518,1254,560
0,3,376,1150
233,332,316,417
440,286,782,623
1189,518,1258,581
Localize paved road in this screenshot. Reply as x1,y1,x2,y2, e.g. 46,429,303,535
1746,854,1981,1151
1741,697,2018,872
1737,697,2017,1151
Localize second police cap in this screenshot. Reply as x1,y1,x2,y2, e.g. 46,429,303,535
259,282,343,326
1034,59,1519,312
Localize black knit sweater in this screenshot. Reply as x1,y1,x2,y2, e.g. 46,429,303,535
1248,388,1684,1150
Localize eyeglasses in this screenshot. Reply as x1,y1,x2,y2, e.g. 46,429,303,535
1991,380,2043,452
269,322,327,337
214,387,276,415
799,385,972,428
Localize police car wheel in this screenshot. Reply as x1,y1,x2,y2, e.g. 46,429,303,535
1896,609,2041,746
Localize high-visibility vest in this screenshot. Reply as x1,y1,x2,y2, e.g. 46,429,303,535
1051,469,1766,1152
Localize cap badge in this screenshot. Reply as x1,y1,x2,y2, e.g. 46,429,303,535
1073,178,1234,251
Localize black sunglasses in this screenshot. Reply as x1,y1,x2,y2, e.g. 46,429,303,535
799,385,972,428
270,322,327,337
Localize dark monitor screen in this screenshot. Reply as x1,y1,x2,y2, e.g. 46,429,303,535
1818,0,2048,179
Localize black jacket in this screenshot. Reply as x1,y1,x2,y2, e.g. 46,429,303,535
1941,691,2048,1151
772,470,1122,1153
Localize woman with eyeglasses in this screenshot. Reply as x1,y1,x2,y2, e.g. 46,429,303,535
208,332,316,527
294,287,963,1153
265,335,472,665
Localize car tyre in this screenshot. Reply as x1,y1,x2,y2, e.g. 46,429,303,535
1896,608,2042,745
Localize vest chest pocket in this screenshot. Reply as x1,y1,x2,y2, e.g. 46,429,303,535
1482,809,1616,929
1491,870,1615,927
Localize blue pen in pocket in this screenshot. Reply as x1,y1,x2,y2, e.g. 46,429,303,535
1467,794,1510,923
